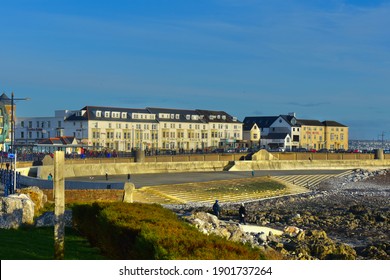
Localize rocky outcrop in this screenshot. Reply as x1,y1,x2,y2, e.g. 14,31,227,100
178,169,390,260
18,187,47,213
183,212,253,244
183,212,357,260
1,187,51,229
35,210,73,227
272,229,357,260
0,194,35,229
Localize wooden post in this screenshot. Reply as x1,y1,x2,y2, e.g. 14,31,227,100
54,151,65,260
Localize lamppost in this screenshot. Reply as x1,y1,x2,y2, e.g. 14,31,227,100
10,92,30,191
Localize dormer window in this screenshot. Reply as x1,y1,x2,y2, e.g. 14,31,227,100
96,111,102,118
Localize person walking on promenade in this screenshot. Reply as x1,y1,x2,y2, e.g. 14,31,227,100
213,200,221,218
239,203,247,225
48,173,53,180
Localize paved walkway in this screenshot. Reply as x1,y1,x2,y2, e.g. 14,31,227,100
70,170,351,188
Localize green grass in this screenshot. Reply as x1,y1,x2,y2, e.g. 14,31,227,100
0,226,105,260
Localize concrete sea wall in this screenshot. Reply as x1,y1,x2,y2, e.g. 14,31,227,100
36,161,231,179
27,159,390,179
229,159,390,171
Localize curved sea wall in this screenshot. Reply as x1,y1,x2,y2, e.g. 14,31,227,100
229,159,390,171
36,161,231,179
22,159,390,179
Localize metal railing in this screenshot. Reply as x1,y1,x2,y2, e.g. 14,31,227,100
0,169,21,196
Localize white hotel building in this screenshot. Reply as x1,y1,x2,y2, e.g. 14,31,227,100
15,106,243,152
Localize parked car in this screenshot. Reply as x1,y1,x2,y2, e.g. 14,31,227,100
296,148,307,152
317,149,329,153
309,149,317,153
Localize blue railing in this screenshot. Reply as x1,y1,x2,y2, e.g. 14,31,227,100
0,169,21,196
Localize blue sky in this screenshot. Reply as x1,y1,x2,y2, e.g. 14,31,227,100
1,0,389,140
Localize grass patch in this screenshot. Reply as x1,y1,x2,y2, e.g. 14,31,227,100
204,178,285,193
0,226,105,260
138,176,288,204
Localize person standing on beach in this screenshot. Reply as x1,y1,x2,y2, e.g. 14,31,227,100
213,200,221,217
239,203,247,225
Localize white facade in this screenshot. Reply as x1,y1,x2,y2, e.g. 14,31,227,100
15,110,76,145
15,106,243,152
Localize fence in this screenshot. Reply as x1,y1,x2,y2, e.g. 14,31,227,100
0,169,21,196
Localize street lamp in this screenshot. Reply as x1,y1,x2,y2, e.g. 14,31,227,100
10,92,30,154
10,92,30,192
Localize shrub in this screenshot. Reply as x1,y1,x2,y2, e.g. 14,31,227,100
72,202,265,260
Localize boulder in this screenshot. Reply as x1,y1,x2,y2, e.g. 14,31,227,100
35,210,73,227
0,194,35,229
184,212,251,244
18,187,47,213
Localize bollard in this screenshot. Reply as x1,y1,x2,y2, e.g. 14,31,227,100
375,149,384,160
123,182,136,203
135,150,145,163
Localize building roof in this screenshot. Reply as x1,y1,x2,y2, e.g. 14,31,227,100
262,133,291,140
0,93,11,104
196,109,240,124
322,120,348,127
243,116,279,130
279,115,300,126
66,106,158,123
38,136,78,145
147,107,205,123
296,119,324,126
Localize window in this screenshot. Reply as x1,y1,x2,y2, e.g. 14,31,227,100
96,111,102,117
105,111,110,118
122,112,127,119
20,132,24,139
21,121,25,128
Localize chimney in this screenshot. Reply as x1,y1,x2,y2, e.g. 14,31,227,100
288,112,296,117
